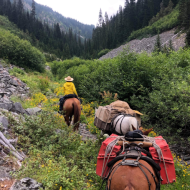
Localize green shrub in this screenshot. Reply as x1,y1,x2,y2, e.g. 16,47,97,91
38,76,50,92
9,67,25,76
0,28,45,72
97,49,111,58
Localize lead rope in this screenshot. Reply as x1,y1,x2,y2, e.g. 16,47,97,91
143,136,170,184
101,136,125,178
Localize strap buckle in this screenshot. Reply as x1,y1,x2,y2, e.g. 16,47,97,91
121,160,139,166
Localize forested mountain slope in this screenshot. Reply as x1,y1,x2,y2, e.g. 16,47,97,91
14,0,94,39
99,7,185,60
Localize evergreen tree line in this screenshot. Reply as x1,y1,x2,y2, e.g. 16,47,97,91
0,0,93,59
178,0,190,46
92,0,180,55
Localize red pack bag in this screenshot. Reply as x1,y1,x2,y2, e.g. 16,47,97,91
96,134,121,178
149,136,176,184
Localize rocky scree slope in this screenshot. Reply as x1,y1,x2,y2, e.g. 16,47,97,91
99,29,186,60
0,60,43,190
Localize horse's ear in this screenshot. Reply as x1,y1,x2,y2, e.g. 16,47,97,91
143,127,153,136
132,124,136,131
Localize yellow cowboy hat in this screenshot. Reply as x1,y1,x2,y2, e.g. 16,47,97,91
65,76,74,81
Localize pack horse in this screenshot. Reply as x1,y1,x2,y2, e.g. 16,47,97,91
94,100,143,135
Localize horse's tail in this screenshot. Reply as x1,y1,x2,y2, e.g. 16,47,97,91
73,101,80,130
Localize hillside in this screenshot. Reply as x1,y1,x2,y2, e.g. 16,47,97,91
99,7,183,60
0,15,33,43
22,0,94,39
99,29,186,60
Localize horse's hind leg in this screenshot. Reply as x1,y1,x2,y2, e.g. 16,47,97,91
70,116,74,125
64,116,70,126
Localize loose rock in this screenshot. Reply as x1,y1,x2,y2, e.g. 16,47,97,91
10,178,43,190
0,116,8,131
25,107,42,115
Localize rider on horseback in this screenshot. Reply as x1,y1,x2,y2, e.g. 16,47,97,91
59,76,79,113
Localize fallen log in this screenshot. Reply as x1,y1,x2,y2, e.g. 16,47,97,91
0,131,25,161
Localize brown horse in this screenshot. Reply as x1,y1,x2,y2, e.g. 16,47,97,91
107,128,159,190
107,158,159,190
63,98,81,131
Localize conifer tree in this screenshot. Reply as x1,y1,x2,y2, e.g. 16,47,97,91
123,0,130,39
169,39,174,51
11,0,18,24
154,33,162,53
104,12,109,24
178,0,186,27
118,6,124,43
186,29,190,47
31,0,36,19
162,0,170,7
54,23,61,39
98,9,103,27
17,0,23,13
183,0,190,29
0,0,4,15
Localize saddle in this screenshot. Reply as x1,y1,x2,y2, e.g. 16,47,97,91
106,143,161,190
60,94,82,105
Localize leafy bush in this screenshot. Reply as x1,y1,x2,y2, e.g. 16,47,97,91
99,91,118,105
50,57,91,79
0,28,45,72
38,76,50,92
9,67,25,76
97,49,111,58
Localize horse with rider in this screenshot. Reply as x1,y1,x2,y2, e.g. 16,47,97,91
59,76,81,131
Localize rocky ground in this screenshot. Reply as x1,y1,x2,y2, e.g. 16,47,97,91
99,29,186,60
79,123,97,141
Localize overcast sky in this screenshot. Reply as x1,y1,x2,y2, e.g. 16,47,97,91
34,0,126,26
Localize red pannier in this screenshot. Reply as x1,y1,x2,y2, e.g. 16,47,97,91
149,136,176,184
96,134,121,178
